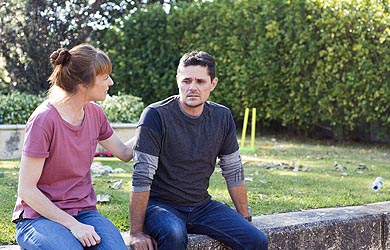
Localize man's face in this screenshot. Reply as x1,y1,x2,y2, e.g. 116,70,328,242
177,65,218,116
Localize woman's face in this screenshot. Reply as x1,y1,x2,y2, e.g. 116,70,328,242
87,73,113,101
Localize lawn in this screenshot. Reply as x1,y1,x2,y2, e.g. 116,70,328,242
1,135,389,244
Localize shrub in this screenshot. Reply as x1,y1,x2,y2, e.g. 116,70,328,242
98,94,144,123
98,0,390,139
0,92,144,124
0,92,44,124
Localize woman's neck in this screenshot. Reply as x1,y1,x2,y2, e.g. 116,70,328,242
49,88,86,126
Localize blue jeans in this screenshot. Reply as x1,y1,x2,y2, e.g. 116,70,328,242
145,199,268,250
16,210,126,250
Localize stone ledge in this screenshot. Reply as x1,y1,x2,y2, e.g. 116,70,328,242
256,202,388,250
122,201,390,250
4,202,390,249
0,123,137,159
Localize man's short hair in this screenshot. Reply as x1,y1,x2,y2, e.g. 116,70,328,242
178,51,216,80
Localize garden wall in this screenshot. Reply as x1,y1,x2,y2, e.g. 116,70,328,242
4,201,390,249
0,125,25,160
0,123,137,160
120,201,390,250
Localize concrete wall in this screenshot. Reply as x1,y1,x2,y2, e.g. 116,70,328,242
0,125,25,159
256,202,387,250
96,123,137,152
4,202,390,249
0,123,137,160
122,201,390,250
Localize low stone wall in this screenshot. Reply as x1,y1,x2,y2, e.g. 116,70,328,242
0,124,25,160
4,202,390,249
122,201,390,250
0,123,137,160
96,123,137,152
257,201,388,250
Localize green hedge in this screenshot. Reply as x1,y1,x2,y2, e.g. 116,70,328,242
0,92,44,124
98,0,390,138
98,94,144,123
0,92,144,124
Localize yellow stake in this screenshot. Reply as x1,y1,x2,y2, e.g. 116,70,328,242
240,108,249,148
240,107,257,153
250,108,256,149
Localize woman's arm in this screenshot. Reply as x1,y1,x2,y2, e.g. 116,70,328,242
18,156,101,247
99,133,136,162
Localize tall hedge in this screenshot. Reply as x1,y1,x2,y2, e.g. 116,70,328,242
0,92,144,124
99,0,390,139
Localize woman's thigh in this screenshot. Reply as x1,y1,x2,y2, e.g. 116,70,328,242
75,210,126,250
16,217,83,250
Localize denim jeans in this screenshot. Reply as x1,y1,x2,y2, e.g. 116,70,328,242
16,210,126,250
145,199,268,250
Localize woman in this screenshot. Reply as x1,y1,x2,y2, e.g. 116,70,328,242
12,44,132,250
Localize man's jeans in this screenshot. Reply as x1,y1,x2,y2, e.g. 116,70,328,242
16,210,126,250
145,199,268,250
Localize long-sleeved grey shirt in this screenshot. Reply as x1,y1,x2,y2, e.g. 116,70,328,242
132,95,245,206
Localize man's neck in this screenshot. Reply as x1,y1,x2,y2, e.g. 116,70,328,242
178,99,204,117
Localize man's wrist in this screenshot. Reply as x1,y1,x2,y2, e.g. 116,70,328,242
244,206,252,222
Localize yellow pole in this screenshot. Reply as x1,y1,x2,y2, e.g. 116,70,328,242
241,108,249,148
250,108,256,149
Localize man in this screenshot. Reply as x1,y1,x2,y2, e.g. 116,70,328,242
129,51,268,250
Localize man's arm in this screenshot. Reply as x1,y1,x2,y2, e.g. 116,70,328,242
129,107,162,249
228,185,250,218
129,191,157,249
129,148,159,249
219,150,251,220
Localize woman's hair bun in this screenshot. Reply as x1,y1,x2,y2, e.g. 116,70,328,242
50,48,71,66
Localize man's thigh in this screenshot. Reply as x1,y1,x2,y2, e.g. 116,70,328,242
144,199,187,235
187,200,267,249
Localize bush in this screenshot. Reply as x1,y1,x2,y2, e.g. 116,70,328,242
99,0,390,139
0,92,44,124
99,4,179,106
0,92,144,124
98,94,144,123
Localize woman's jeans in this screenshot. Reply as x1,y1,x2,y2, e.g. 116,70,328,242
145,199,268,250
15,210,126,250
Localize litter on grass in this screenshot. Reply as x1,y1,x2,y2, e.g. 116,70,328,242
97,194,110,203
91,162,126,177
111,179,124,189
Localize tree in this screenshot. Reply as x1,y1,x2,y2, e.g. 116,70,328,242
0,0,178,94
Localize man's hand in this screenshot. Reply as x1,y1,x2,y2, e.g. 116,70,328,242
130,232,158,250
69,222,101,247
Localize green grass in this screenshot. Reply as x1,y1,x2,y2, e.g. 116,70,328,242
1,135,390,244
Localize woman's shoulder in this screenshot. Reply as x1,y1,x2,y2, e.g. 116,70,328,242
86,101,104,112
24,101,60,136
28,101,57,123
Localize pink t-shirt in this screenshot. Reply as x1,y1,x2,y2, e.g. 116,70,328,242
12,101,113,221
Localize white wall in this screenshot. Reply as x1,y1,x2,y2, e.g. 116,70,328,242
0,123,137,160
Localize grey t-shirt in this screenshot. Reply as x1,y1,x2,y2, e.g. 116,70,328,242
132,95,244,206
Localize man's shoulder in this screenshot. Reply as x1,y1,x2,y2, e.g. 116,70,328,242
141,96,178,121
138,96,178,130
148,95,178,110
206,101,232,115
